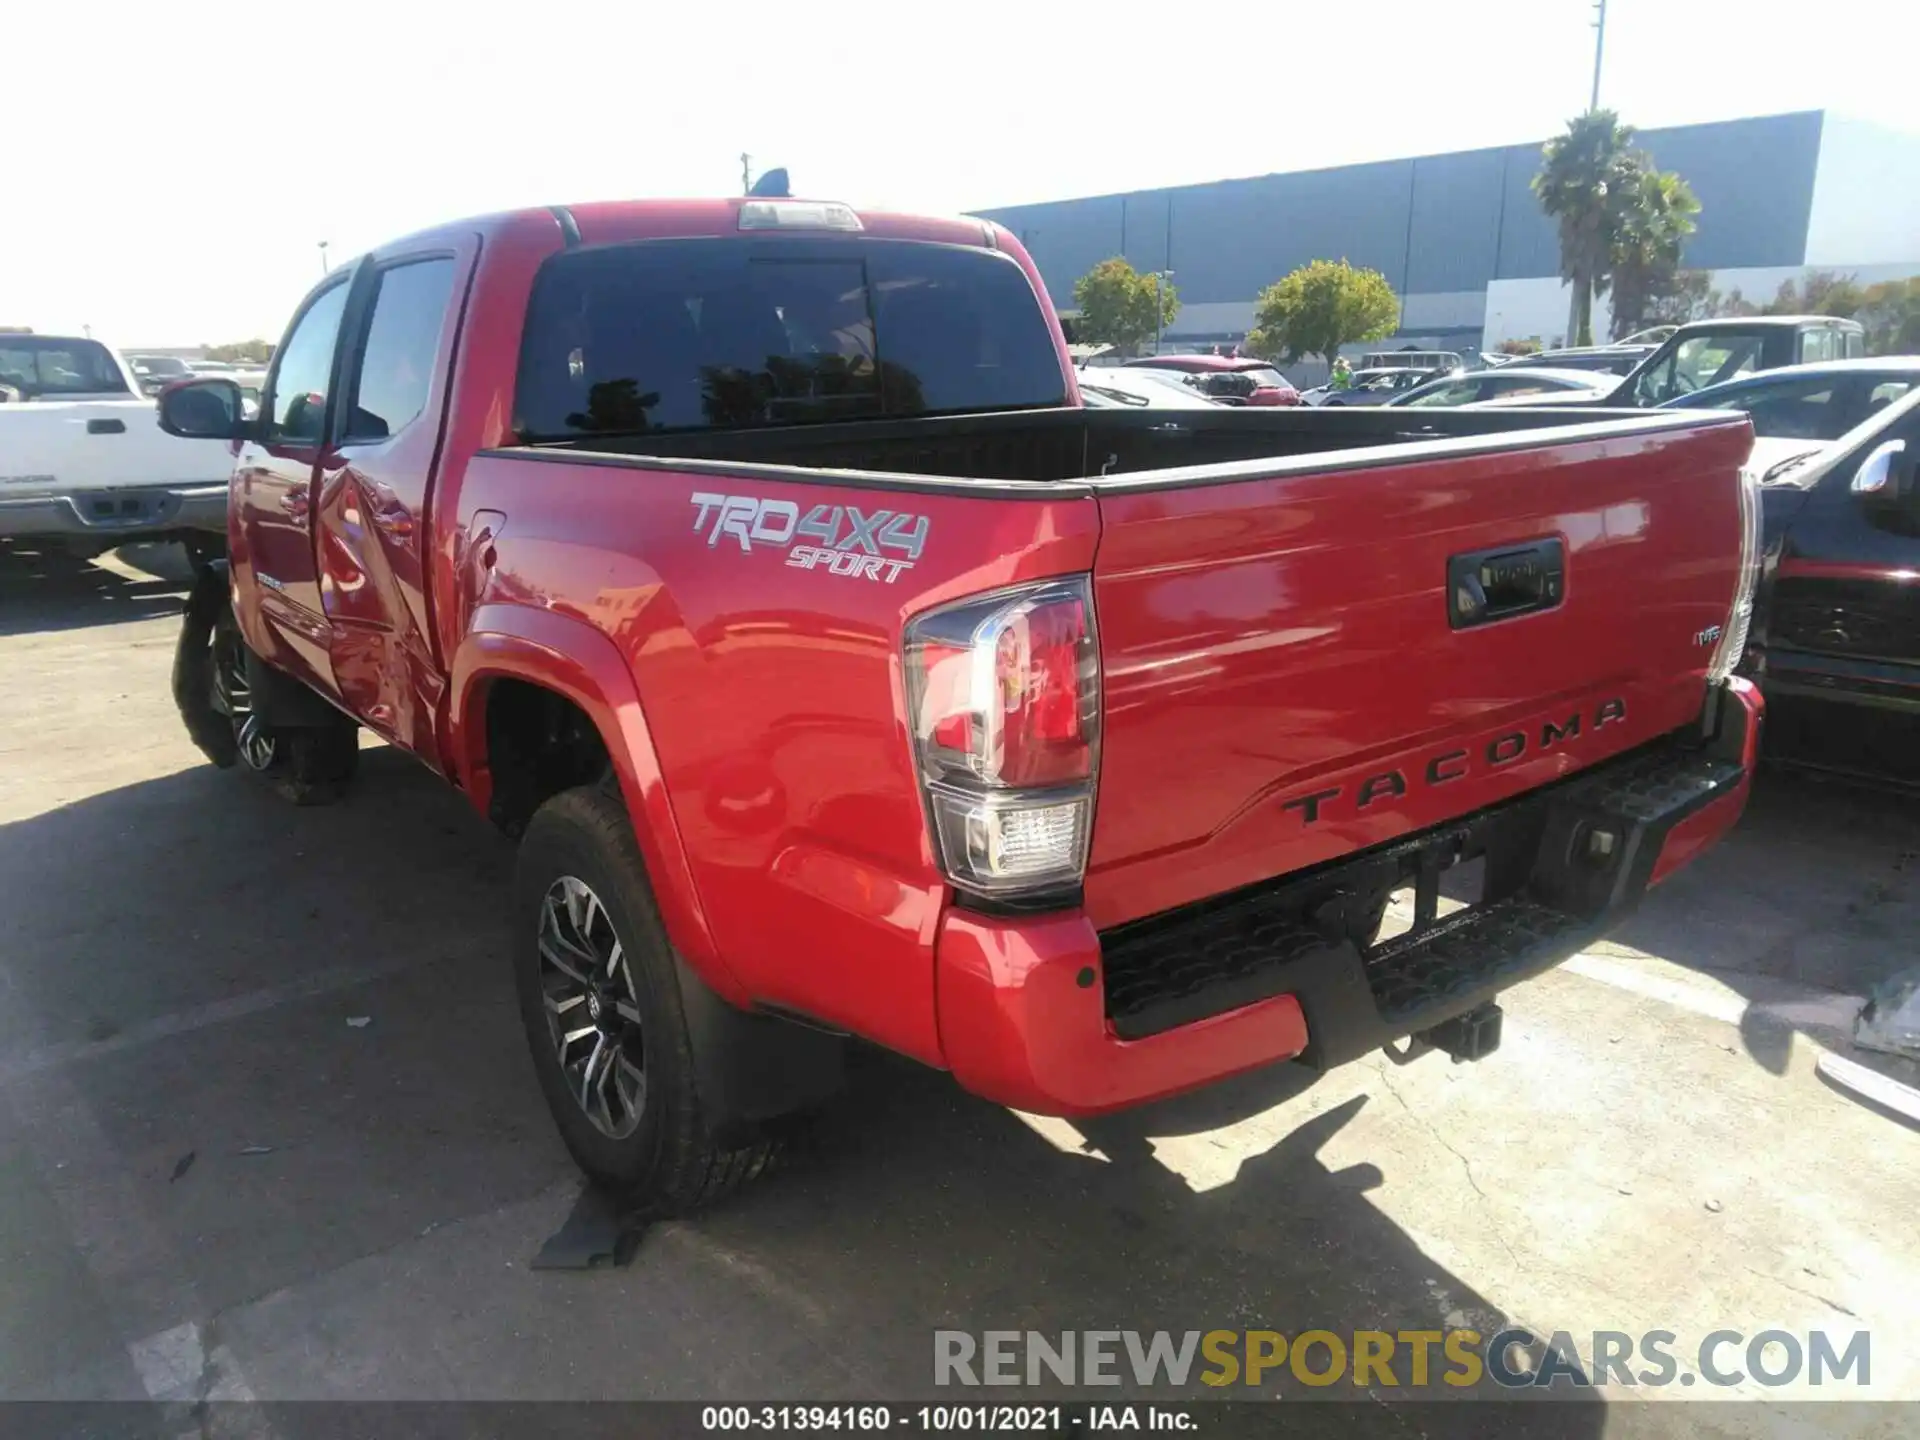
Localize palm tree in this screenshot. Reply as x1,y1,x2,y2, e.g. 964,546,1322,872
1534,111,1638,347
1607,167,1701,338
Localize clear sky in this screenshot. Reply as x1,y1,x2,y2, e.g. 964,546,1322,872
6,0,1915,346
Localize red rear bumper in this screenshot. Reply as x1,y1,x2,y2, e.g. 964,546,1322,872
933,680,1761,1117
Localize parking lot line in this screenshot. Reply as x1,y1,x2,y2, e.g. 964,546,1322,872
0,951,438,1086
1562,949,1863,1041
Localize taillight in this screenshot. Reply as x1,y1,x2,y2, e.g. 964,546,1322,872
1707,465,1763,682
904,577,1100,899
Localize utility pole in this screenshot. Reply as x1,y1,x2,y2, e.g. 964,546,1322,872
740,153,752,194
318,240,330,275
1153,270,1174,356
1590,0,1608,111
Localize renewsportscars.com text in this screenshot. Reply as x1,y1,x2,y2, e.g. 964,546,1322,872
933,1328,1871,1391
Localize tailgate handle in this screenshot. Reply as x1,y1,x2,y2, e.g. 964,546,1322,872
87,418,127,435
1448,538,1565,629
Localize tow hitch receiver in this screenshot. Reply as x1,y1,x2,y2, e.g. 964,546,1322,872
1418,1001,1504,1063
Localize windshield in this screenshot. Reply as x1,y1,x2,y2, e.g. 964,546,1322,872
514,237,1067,441
0,338,132,398
129,355,192,377
1632,333,1764,405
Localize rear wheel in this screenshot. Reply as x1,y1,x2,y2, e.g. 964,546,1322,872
512,784,776,1212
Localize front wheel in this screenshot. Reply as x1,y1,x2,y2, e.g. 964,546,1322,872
512,784,776,1212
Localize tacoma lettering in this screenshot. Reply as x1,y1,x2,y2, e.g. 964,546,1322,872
1284,698,1630,826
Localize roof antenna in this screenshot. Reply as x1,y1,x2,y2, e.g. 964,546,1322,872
748,167,791,198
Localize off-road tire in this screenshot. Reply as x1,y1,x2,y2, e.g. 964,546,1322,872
173,561,239,769
174,563,359,804
262,726,360,806
512,783,777,1213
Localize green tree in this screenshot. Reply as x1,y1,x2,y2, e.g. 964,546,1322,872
202,339,276,364
1070,259,1179,357
1856,276,1920,354
1244,259,1399,366
1535,111,1639,346
1760,270,1868,318
1607,167,1700,339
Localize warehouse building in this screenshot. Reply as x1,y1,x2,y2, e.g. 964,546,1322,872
974,111,1920,368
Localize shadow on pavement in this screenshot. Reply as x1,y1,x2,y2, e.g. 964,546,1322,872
0,541,194,637
1608,765,1920,1076
0,753,1604,1426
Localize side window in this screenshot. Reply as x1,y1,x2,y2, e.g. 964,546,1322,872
1865,380,1915,417
1798,329,1836,364
266,282,350,444
1844,331,1866,359
1741,381,1846,440
343,258,456,443
1632,351,1678,405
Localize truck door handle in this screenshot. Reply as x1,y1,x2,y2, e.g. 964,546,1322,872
87,418,126,435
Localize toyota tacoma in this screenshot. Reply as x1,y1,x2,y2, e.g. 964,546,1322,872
158,195,1764,1211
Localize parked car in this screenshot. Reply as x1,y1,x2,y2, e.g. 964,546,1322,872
1610,316,1866,407
1304,366,1455,406
1482,343,1651,374
1077,367,1223,409
0,335,231,559
1123,354,1301,405
1361,349,1465,372
1661,358,1920,482
1739,386,1920,789
1389,367,1617,407
158,193,1759,1214
126,354,197,397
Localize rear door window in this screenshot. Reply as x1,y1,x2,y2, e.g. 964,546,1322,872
1798,329,1837,364
0,338,130,398
514,238,1067,440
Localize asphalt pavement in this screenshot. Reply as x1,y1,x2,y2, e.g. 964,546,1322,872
1,541,1916,1437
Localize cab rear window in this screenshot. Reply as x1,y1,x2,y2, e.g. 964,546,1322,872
513,238,1067,441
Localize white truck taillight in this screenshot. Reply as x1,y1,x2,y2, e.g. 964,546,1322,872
904,577,1100,899
1707,464,1763,683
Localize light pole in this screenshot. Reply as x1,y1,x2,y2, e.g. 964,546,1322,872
1590,0,1608,111
1152,270,1174,356
318,240,331,274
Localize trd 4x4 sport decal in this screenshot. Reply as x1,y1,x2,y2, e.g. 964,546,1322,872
690,493,929,583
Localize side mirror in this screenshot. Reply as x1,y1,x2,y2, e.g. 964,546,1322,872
1850,439,1915,504
157,377,249,440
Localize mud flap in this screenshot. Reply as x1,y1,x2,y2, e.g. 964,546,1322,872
673,954,847,1146
172,560,238,769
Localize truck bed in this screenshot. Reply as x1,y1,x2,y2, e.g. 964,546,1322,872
508,402,1698,488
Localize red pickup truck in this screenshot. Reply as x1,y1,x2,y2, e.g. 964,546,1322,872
160,196,1764,1213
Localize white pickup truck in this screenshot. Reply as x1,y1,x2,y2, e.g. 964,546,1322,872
0,334,232,560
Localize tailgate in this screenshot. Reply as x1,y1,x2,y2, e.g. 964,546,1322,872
1084,413,1753,929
